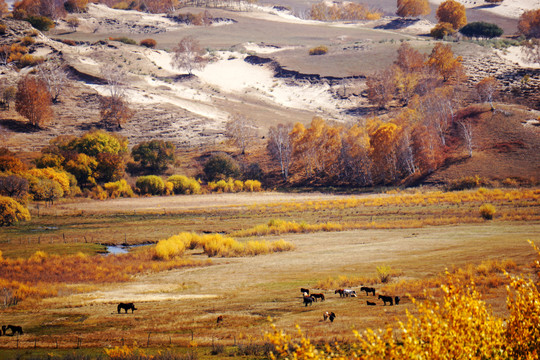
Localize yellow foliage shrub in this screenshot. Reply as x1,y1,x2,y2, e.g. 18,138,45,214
480,203,496,219
104,179,134,199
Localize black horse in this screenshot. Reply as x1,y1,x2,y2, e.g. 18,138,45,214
378,295,394,306
2,325,23,336
303,295,314,306
117,302,137,313
361,286,376,296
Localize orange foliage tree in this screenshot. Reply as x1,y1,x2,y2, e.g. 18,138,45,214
436,0,467,30
396,0,430,18
518,8,540,38
426,42,465,83
15,76,53,128
290,117,341,182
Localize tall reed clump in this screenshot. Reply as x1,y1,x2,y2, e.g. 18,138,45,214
153,232,294,258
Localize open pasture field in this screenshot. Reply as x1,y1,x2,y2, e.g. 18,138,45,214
0,189,539,357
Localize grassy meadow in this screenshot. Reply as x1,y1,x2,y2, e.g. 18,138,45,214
0,187,539,358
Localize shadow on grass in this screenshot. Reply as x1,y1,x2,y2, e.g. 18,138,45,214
0,119,40,133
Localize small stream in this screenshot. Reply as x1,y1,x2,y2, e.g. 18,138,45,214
105,243,152,255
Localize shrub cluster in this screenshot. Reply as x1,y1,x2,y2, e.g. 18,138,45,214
167,175,201,195
207,178,262,193
139,38,157,48
135,175,164,195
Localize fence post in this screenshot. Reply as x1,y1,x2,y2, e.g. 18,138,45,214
147,332,151,347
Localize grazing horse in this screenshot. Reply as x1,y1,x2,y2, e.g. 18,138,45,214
395,296,401,305
378,295,394,306
361,286,376,296
117,302,137,313
303,295,314,307
2,325,23,336
343,289,357,297
335,289,345,297
323,311,336,322
366,301,376,306
300,288,310,295
311,293,325,302
217,315,224,324
328,312,336,322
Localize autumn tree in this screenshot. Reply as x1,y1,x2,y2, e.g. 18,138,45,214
366,68,395,109
426,42,465,83
475,76,498,109
225,114,257,155
267,123,293,181
203,153,241,181
99,64,133,129
430,22,456,39
0,175,29,202
13,0,40,19
63,0,88,13
368,120,401,183
518,8,540,38
523,38,540,65
290,117,341,182
396,0,430,18
131,140,176,173
0,196,30,226
0,0,8,17
171,36,207,75
36,59,69,103
41,130,128,187
436,0,467,30
15,76,54,128
339,123,373,186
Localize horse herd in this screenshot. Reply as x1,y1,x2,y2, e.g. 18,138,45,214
301,287,401,320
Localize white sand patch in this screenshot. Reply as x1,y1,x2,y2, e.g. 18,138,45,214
87,3,178,27
195,55,275,93
145,49,177,74
428,0,540,19
496,46,540,69
194,53,340,113
79,57,99,66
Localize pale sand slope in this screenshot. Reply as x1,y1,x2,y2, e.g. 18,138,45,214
429,0,540,19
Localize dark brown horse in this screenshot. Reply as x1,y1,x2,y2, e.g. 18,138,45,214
311,293,325,302
2,325,23,336
117,302,137,313
335,289,345,297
